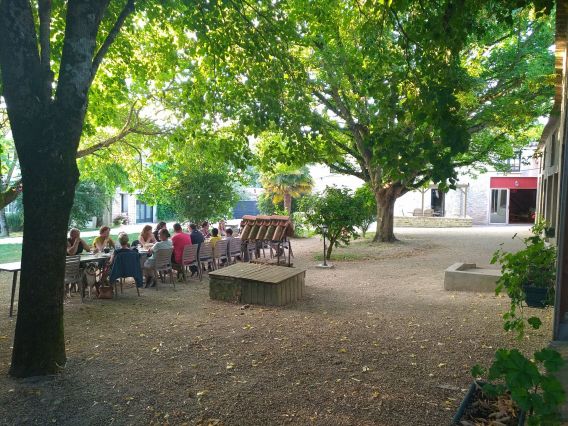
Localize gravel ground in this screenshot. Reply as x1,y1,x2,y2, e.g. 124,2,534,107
0,226,552,425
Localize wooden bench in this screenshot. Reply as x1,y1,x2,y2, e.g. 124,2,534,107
208,263,306,306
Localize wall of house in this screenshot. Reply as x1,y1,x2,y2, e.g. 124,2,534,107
537,125,562,239
108,192,157,225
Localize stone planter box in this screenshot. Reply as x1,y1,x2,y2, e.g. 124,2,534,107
209,263,306,306
444,263,501,293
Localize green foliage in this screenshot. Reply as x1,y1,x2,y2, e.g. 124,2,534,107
165,168,239,224
5,211,23,233
353,184,377,238
300,186,361,259
70,180,110,228
291,211,314,238
472,348,565,425
491,220,557,337
156,204,178,222
260,164,313,213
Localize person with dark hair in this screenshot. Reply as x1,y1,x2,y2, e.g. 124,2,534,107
171,222,191,265
209,227,221,249
201,221,211,239
189,223,204,245
188,223,204,277
153,221,167,241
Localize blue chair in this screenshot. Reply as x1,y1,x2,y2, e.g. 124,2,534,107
109,250,143,296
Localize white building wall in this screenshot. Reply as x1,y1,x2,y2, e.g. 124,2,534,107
310,149,538,226
310,165,364,193
110,191,157,225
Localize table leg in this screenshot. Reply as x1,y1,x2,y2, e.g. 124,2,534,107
9,270,18,317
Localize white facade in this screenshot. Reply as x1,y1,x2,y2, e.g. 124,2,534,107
105,191,157,225
309,146,540,226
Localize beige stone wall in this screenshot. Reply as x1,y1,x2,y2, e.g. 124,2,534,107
394,217,472,228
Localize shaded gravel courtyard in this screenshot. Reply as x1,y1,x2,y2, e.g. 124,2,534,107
0,226,552,425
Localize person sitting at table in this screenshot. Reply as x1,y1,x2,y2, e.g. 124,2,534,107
143,228,173,287
209,228,221,249
171,223,192,279
153,221,168,241
67,228,90,255
92,226,114,253
218,219,226,237
189,223,204,245
138,225,156,247
110,233,132,263
200,221,211,239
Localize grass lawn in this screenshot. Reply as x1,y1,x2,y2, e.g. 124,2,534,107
0,232,141,264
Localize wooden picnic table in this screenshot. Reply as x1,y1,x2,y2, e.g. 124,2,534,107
0,253,111,317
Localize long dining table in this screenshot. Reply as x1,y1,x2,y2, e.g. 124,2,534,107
0,252,111,317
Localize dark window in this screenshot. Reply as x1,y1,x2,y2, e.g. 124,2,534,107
430,189,445,216
136,200,153,223
550,131,556,167
121,194,128,213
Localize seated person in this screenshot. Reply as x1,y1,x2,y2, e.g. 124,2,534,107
143,228,173,287
171,223,192,264
209,228,221,249
92,226,114,253
67,228,90,255
221,228,236,264
189,223,204,245
109,233,143,289
138,224,156,247
201,221,211,239
218,219,226,237
152,221,168,241
110,233,132,263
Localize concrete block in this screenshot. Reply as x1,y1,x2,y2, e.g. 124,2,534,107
444,263,501,293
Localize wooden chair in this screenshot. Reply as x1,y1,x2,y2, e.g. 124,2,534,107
64,255,82,297
151,248,175,290
109,250,143,296
198,242,214,280
179,244,199,282
228,238,242,264
212,240,228,269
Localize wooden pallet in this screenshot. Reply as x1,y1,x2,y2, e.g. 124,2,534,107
209,263,306,306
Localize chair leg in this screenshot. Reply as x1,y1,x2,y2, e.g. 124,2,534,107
120,278,124,294
136,286,140,296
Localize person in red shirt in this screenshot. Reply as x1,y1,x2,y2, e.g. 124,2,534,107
171,223,192,267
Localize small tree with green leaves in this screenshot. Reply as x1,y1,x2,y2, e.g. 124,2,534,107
300,187,361,259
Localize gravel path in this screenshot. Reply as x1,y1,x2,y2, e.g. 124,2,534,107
0,226,552,425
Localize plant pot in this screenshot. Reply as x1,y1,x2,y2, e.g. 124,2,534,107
523,285,549,308
453,382,525,425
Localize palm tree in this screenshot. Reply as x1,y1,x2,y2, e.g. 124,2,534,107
260,165,314,214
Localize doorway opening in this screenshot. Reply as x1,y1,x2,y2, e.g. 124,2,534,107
508,189,537,224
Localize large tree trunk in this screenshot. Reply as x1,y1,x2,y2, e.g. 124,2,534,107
373,184,403,243
0,0,132,377
0,208,9,237
9,116,80,377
